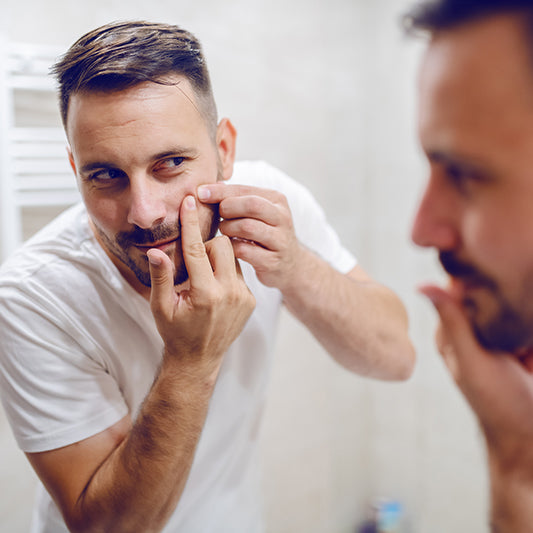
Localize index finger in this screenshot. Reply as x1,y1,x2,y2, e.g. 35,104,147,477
197,183,280,204
180,195,215,288
419,284,483,361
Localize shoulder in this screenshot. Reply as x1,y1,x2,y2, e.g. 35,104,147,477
231,160,292,188
1,203,88,278
0,203,114,314
230,160,316,204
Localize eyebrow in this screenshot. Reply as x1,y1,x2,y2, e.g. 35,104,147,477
79,161,116,174
78,147,199,175
426,149,484,171
426,149,496,183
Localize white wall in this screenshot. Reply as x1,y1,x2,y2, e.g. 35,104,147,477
0,1,489,532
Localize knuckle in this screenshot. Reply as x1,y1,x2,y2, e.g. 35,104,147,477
209,234,230,248
271,191,287,205
245,195,263,216
202,289,222,308
150,271,170,286
149,303,169,326
218,202,230,218
217,234,232,248
246,290,256,310
280,210,292,227
149,302,161,317
186,241,207,258
240,218,257,237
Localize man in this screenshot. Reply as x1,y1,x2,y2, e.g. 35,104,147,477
406,1,533,531
0,21,414,533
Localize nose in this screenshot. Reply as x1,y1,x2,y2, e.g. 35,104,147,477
411,174,460,251
127,175,167,229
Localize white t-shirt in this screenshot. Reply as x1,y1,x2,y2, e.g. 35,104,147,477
0,160,356,533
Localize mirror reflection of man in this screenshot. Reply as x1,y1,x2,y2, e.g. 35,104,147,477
406,1,533,530
0,22,414,533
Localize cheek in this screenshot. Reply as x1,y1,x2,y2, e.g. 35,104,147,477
465,209,533,283
83,192,128,237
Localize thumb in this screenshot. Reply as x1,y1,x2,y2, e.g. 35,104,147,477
147,248,176,316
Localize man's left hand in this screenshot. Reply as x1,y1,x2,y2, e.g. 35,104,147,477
198,183,301,290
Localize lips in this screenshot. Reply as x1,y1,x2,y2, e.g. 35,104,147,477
134,237,179,252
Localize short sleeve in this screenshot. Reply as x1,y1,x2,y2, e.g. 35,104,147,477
284,175,357,274
0,283,129,453
231,161,357,274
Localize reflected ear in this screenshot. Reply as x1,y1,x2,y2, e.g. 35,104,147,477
67,146,77,175
216,118,237,181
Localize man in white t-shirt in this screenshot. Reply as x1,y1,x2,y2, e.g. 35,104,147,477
0,21,415,533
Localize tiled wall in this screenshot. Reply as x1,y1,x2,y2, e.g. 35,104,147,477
0,1,489,532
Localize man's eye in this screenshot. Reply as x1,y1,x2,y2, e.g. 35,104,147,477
90,168,125,181
447,163,464,180
445,164,473,191
155,157,185,171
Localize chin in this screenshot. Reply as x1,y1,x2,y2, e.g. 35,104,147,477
473,313,533,353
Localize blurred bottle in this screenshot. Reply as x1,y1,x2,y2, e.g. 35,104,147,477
376,499,403,533
357,499,404,533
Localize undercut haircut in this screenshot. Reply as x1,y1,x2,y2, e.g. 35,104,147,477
51,21,218,136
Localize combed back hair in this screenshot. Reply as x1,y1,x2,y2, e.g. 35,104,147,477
403,0,533,35
51,21,218,135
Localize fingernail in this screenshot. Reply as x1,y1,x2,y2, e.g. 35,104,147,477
416,285,437,306
185,195,196,209
421,289,442,307
197,185,210,200
147,250,162,266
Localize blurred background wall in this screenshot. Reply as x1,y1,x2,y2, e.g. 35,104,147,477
0,1,489,532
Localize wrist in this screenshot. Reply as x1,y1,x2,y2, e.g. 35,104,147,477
279,245,321,300
159,351,221,395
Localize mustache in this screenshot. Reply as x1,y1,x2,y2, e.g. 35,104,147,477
439,251,496,289
116,221,181,248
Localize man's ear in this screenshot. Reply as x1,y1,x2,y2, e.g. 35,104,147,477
216,118,237,181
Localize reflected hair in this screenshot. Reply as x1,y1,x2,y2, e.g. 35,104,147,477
403,0,533,36
51,21,218,134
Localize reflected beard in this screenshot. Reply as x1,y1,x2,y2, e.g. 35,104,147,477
466,296,533,353
440,251,533,352
98,202,220,288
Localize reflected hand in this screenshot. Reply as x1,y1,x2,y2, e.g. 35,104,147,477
420,284,533,464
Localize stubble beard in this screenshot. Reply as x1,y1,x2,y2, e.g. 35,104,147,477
96,202,220,288
466,295,533,353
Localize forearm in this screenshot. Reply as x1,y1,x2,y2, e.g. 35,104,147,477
282,247,415,380
488,446,533,533
69,358,216,533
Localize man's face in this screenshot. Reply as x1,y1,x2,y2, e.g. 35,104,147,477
67,77,233,296
412,15,533,352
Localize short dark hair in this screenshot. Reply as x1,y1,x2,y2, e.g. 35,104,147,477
403,0,533,35
51,21,217,134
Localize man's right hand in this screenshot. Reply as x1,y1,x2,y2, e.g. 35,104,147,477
147,195,255,382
